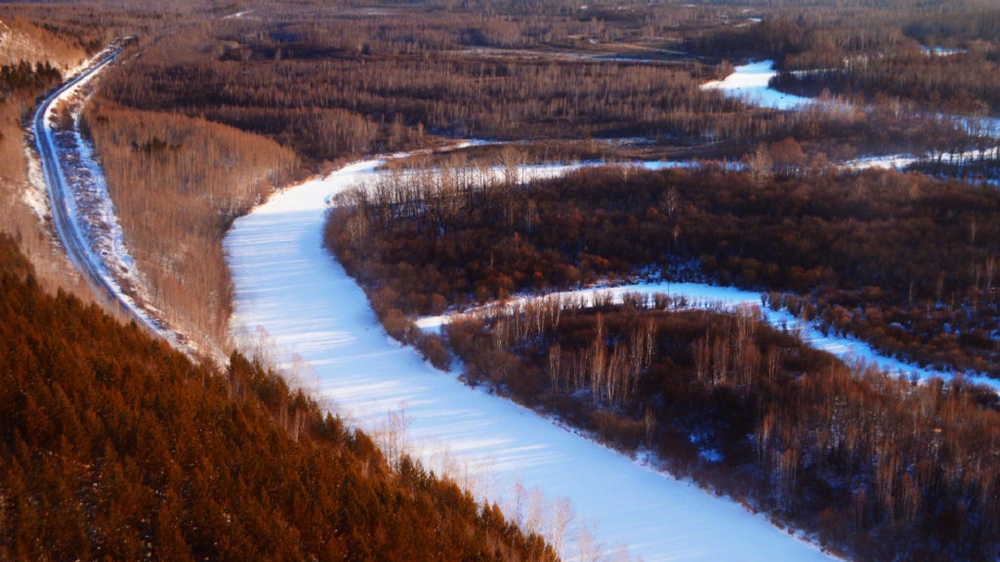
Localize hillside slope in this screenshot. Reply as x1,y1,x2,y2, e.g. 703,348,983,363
0,233,555,562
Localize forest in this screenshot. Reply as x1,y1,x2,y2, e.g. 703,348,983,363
83,100,299,349
92,0,988,165
0,15,95,301
443,297,1000,560
0,60,60,94
0,232,555,561
696,8,1000,126
325,162,1000,376
41,0,998,360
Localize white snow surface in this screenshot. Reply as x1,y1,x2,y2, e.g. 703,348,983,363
921,45,965,56
59,94,139,282
223,9,254,19
227,160,840,562
701,60,814,110
843,155,918,170
844,146,1000,172
702,60,1000,171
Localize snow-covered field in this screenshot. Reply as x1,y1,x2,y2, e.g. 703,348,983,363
227,161,839,562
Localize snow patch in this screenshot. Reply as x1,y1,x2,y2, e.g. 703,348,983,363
34,45,199,358
418,280,1000,392
22,144,50,218
920,45,965,57
223,9,254,19
701,60,814,111
47,64,147,304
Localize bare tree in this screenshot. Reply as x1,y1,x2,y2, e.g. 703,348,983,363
549,343,563,392
660,185,680,218
577,517,603,562
375,401,412,470
549,497,574,556
745,144,773,189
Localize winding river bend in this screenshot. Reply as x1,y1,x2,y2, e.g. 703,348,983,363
226,160,837,561
225,79,1000,553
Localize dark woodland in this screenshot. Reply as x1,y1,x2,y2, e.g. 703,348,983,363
6,0,1000,560
325,164,1000,376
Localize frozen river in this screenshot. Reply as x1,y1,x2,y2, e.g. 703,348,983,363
226,160,838,561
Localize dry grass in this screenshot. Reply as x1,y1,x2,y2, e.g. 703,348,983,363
84,100,299,352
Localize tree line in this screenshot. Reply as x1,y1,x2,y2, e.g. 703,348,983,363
0,60,59,95
100,20,745,161
90,0,978,167
696,8,1000,119
0,15,94,302
81,99,300,353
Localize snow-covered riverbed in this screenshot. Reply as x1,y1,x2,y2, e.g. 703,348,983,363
226,161,838,562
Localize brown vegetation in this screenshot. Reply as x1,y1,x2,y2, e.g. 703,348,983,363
0,232,557,562
98,15,740,159
90,0,979,166
325,162,1000,376
83,101,299,350
81,0,998,358
699,9,1000,120
1,3,164,59
0,16,90,70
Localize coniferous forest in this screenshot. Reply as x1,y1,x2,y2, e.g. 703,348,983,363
0,233,554,561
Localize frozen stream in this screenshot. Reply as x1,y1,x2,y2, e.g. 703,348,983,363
226,160,837,561
417,282,1000,393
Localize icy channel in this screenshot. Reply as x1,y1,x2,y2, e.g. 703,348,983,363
417,282,1000,393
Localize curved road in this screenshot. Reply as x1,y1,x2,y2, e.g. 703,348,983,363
32,46,171,342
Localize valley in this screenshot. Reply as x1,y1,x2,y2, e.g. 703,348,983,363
6,1,1000,560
